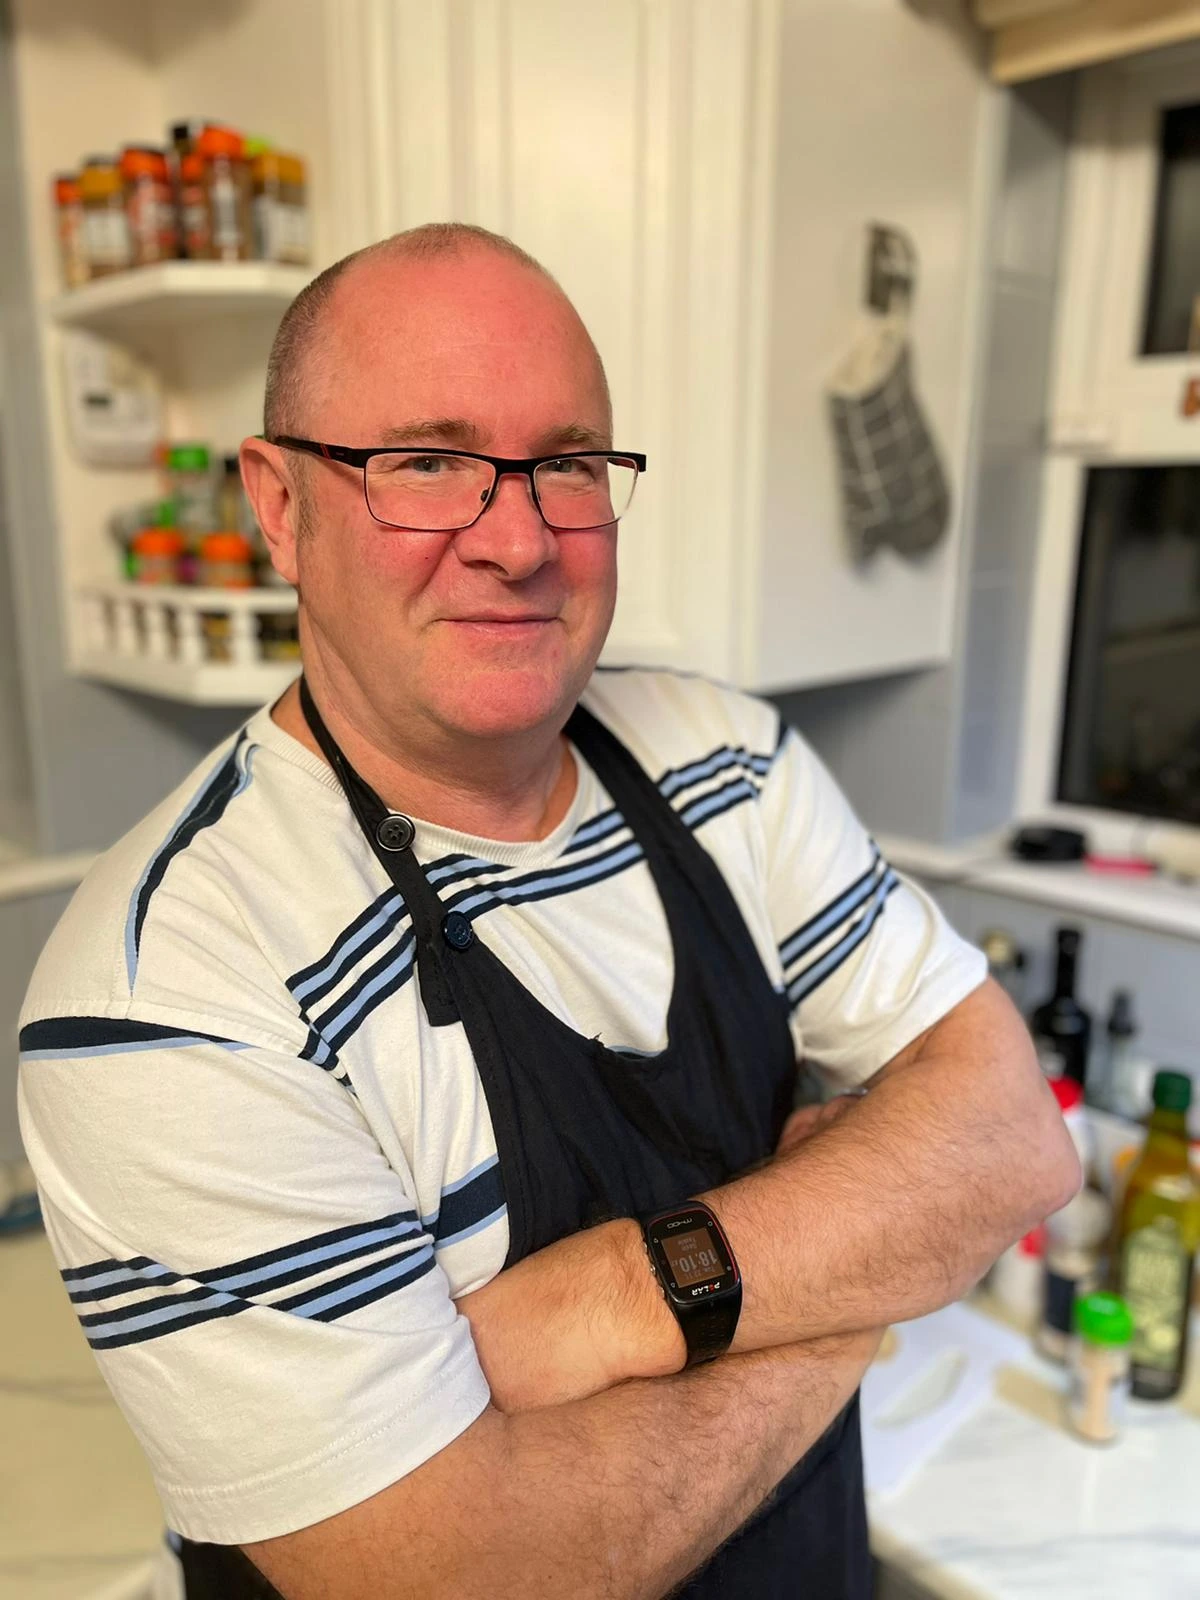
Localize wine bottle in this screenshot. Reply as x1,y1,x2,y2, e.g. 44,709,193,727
1115,1070,1200,1401
1029,926,1092,1086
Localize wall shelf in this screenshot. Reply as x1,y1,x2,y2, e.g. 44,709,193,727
75,580,299,706
47,261,310,343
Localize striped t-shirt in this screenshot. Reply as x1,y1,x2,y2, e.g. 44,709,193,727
18,667,985,1545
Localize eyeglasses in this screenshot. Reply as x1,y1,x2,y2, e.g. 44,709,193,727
271,437,647,533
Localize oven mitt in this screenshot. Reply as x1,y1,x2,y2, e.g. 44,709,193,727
827,317,950,562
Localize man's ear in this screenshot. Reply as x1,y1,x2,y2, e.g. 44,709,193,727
240,438,301,587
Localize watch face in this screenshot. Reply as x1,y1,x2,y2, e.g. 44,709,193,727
647,1208,738,1303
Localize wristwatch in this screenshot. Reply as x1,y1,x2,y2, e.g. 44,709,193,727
639,1201,742,1367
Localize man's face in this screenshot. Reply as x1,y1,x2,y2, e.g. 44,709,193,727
277,251,619,747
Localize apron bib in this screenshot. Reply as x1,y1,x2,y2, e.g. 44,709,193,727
179,685,869,1598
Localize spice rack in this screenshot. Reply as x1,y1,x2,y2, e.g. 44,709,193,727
76,579,299,705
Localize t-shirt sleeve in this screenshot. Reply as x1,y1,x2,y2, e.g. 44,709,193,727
761,725,987,1088
16,1021,491,1545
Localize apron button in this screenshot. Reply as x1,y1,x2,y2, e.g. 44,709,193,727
442,912,474,951
376,814,415,852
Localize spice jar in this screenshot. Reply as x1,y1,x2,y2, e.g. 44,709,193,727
248,143,285,262
53,174,90,288
167,444,217,537
120,146,178,266
199,532,254,588
1036,1185,1111,1363
131,528,185,585
1068,1292,1133,1445
175,152,210,259
281,152,311,265
196,124,252,262
79,156,133,277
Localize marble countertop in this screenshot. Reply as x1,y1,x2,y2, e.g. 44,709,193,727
869,1311,1200,1600
5,1225,1199,1599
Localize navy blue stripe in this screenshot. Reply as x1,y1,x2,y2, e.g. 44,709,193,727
315,927,417,1048
86,1292,244,1351
132,734,247,963
19,1016,240,1054
787,874,900,1007
271,1239,432,1318
287,888,401,995
778,848,886,970
432,1163,506,1243
299,1248,437,1325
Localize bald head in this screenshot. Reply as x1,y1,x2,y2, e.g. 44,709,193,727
263,223,610,441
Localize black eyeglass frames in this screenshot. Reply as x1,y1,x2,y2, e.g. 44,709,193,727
270,437,647,533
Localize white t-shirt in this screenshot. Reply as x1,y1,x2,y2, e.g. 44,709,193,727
18,668,985,1544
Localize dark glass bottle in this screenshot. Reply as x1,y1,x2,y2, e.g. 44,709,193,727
1029,927,1092,1086
1116,1071,1200,1401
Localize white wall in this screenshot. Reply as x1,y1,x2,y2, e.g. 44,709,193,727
754,0,992,690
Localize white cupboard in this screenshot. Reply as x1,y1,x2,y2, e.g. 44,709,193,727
11,0,993,701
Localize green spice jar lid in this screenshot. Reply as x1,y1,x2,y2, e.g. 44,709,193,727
168,443,211,473
1153,1070,1192,1113
1074,1292,1134,1348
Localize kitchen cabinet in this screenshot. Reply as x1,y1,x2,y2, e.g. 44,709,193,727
8,0,989,722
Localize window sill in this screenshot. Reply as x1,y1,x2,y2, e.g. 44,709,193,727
878,831,1200,943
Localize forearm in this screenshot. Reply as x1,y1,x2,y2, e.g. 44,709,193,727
461,981,1080,1407
715,980,1081,1349
246,1331,879,1600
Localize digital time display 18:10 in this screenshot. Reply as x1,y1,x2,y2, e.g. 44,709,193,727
662,1227,722,1287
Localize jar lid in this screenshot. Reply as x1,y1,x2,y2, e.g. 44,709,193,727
132,528,185,555
54,174,81,202
1074,1292,1134,1348
119,145,168,178
79,159,122,196
1050,1077,1084,1115
197,124,245,159
168,444,211,473
1153,1070,1192,1113
201,533,253,561
180,153,205,182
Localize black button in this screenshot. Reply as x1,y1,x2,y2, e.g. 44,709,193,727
376,813,415,852
442,912,474,951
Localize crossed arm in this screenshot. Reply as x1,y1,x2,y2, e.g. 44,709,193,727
245,979,1080,1599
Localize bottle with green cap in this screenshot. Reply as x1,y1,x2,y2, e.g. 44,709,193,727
1069,1291,1133,1443
1115,1069,1200,1401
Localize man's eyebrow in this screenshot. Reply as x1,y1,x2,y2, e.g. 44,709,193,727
377,420,614,454
379,419,484,447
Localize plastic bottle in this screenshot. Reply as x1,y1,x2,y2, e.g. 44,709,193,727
53,173,90,289
79,155,133,277
1068,1292,1133,1445
197,124,252,262
120,146,178,266
131,528,185,584
1101,992,1157,1122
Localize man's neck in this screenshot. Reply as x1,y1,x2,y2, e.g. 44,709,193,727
272,678,578,844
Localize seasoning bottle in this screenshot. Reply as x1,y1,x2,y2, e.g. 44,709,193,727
247,140,284,261
79,155,133,277
1037,1184,1111,1363
131,528,185,585
52,174,90,288
1115,1069,1200,1400
177,153,211,260
199,532,254,588
167,444,216,537
282,152,311,265
1101,992,1156,1122
1029,926,1092,1087
1068,1292,1133,1445
120,146,178,267
196,124,252,262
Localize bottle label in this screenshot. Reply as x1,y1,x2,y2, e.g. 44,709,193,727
1122,1216,1189,1371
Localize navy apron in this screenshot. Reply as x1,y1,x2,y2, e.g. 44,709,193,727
178,685,870,1598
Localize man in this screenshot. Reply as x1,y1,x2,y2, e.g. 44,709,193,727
19,224,1079,1599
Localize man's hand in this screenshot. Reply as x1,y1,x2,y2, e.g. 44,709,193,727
775,1092,861,1155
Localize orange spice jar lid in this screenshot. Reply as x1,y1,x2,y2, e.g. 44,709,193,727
200,533,254,562
54,173,81,204
120,145,169,180
196,124,245,160
132,528,186,556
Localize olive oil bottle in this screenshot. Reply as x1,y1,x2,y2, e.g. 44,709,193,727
1115,1070,1200,1401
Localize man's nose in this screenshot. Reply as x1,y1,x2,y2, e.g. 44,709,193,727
453,470,558,580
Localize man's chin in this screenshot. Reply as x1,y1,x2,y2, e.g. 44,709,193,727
431,666,584,742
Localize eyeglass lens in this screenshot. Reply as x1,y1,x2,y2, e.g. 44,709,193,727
363,452,638,531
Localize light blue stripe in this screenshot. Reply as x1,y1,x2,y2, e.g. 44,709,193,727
289,1243,434,1319
565,808,624,852
787,873,898,1006
660,746,744,800
452,839,644,919
319,939,417,1041
779,856,887,969
434,1204,506,1250
426,856,495,886
679,779,757,830
68,1261,175,1295
208,1217,423,1295
291,890,406,1003
87,1286,238,1341
20,1036,252,1064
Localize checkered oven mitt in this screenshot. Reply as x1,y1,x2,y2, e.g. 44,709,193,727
827,317,950,562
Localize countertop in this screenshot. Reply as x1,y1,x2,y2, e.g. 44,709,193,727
5,1227,1200,1599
